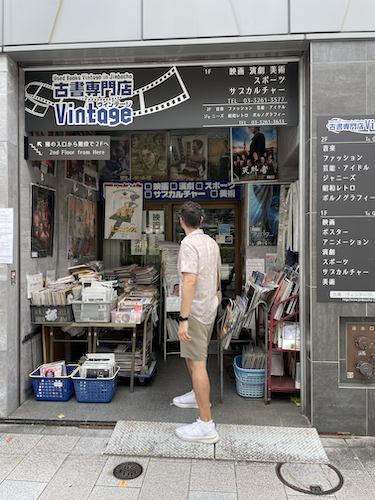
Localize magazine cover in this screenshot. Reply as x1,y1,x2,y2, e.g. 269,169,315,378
68,195,97,258
104,183,143,240
130,132,167,181
31,184,55,258
170,135,208,180
208,136,231,180
231,126,277,182
249,184,280,246
99,137,130,181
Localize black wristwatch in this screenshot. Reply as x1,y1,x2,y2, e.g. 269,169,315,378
178,315,189,322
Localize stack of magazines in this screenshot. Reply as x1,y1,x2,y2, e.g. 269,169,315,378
30,283,82,306
78,353,116,378
39,360,66,377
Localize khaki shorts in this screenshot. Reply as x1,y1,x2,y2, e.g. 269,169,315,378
180,315,215,361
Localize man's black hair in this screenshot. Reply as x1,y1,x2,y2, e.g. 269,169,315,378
180,201,202,229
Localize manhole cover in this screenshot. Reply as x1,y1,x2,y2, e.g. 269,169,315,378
113,462,143,480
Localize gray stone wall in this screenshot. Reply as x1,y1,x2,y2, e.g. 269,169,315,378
0,55,19,417
309,41,375,435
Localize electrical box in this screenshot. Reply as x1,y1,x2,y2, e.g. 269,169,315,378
347,323,375,381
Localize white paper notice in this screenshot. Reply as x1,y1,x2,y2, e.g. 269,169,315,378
0,209,13,264
246,258,265,281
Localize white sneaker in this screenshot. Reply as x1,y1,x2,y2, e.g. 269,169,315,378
176,418,219,444
173,389,212,409
173,389,199,408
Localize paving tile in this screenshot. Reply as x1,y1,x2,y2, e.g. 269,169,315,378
0,479,47,500
0,424,45,434
235,463,287,500
0,455,24,482
190,459,236,493
189,492,237,500
41,426,114,438
324,447,365,471
320,437,349,448
138,459,190,500
31,434,79,454
38,455,107,500
0,433,42,454
332,469,375,499
70,436,109,455
7,451,68,483
87,485,140,499
96,455,149,488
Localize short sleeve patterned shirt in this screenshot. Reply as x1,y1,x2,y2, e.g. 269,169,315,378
178,229,220,324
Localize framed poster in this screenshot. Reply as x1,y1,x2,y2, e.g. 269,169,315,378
31,184,55,258
208,136,231,180
231,126,277,182
68,195,97,259
249,184,280,246
104,183,143,240
130,132,167,181
66,160,99,190
170,135,208,180
99,137,130,181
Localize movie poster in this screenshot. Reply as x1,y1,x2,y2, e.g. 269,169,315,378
208,137,231,180
231,126,277,182
170,135,208,181
68,195,97,259
66,160,99,190
31,184,55,258
249,184,280,246
99,137,130,181
130,132,167,181
104,183,143,240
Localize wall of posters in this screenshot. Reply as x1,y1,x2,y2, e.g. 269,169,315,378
31,184,55,258
67,195,97,259
208,136,231,180
104,183,143,240
130,132,167,181
231,126,277,182
99,137,130,181
170,135,208,180
66,160,99,190
249,184,280,246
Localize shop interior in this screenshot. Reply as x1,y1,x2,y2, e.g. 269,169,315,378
13,123,305,427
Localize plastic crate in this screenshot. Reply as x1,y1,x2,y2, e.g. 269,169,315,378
72,367,120,403
29,364,80,401
30,305,74,324
233,355,265,398
71,298,117,323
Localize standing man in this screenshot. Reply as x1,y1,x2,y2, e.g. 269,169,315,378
249,126,266,159
173,201,221,444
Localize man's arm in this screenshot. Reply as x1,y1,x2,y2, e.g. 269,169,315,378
178,272,196,343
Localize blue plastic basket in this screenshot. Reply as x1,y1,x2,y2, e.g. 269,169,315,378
29,364,80,401
72,367,120,403
233,355,265,398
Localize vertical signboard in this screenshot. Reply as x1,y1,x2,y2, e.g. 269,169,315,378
317,116,375,302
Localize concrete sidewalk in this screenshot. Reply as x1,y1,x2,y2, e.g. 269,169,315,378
0,423,374,500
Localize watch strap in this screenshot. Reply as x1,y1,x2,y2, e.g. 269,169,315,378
178,315,189,322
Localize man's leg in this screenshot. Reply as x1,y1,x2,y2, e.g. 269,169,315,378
187,358,211,422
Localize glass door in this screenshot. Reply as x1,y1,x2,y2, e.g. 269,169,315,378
172,202,241,298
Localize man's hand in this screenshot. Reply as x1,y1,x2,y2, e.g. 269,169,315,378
178,321,192,343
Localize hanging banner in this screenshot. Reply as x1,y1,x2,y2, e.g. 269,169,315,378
104,183,143,240
100,180,240,202
25,63,298,131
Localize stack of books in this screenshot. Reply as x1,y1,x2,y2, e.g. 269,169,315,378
30,282,82,306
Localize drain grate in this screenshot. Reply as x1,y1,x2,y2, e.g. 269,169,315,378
113,462,143,480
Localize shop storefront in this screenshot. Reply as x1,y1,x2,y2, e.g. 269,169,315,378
3,0,375,436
